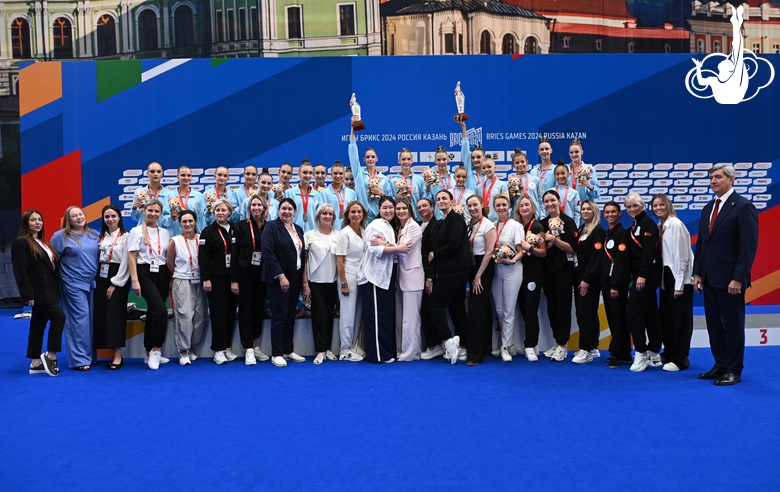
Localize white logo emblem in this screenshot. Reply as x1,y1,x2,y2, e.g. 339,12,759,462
684,6,774,104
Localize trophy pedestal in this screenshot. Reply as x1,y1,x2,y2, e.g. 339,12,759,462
455,113,469,122
352,119,366,132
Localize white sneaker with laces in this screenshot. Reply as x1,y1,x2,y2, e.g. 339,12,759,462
647,351,662,367
224,348,238,361
589,349,601,358
245,348,257,365
663,362,680,372
444,336,460,365
572,349,593,364
313,353,326,365
271,356,287,367
253,349,269,362
325,350,338,361
500,346,513,362
179,351,191,366
213,350,228,365
187,351,198,362
421,345,444,360
284,352,305,362
146,353,170,364
543,346,558,358
508,345,517,356
340,350,363,362
524,347,538,362
458,347,467,361
491,349,501,357
148,350,162,370
352,345,366,358
551,345,567,362
630,351,649,372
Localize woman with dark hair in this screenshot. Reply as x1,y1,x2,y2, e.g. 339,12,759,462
160,165,207,236
420,190,470,364
572,200,605,364
166,209,208,365
388,149,426,221
93,204,130,369
394,198,424,361
127,200,172,370
465,195,496,365
540,189,578,362
531,137,556,192
336,200,367,361
12,210,65,376
51,206,100,370
515,195,548,361
601,201,632,369
349,116,393,221
229,164,259,214
200,199,239,365
652,193,694,371
238,167,278,222
418,197,439,356
262,197,307,367
232,195,270,365
358,195,407,363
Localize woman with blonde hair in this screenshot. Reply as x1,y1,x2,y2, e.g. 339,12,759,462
465,194,496,365
572,200,606,364
515,195,548,361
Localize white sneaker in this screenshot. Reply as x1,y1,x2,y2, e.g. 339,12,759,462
524,347,538,362
543,345,558,358
187,351,198,362
145,353,170,364
224,348,238,362
421,345,444,360
352,345,367,358
148,350,162,370
253,349,269,362
340,350,363,362
179,351,191,366
508,345,517,356
500,346,513,362
491,349,501,357
213,350,228,365
444,336,460,365
663,362,680,372
382,358,396,364
572,349,593,364
271,356,287,367
457,347,467,361
589,349,601,358
245,348,257,365
630,351,649,372
325,350,338,361
284,352,305,362
551,345,567,362
647,351,662,367
313,353,325,365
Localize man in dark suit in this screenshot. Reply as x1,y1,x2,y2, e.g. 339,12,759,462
693,163,759,386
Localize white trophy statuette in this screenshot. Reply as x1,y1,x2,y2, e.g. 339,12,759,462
454,81,468,121
350,93,365,131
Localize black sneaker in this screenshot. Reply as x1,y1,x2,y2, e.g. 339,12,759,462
40,352,59,377
607,356,620,369
29,363,46,375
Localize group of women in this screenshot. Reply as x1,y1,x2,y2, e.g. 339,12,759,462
11,118,694,374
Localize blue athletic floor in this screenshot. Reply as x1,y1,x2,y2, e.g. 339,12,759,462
1,308,778,491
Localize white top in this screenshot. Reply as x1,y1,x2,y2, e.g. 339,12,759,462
358,218,396,289
660,216,694,290
469,217,496,256
493,218,525,250
127,224,171,265
35,239,54,264
171,235,200,280
98,230,131,286
335,226,365,276
304,229,338,283
286,225,303,270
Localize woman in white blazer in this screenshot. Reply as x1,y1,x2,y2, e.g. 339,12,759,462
393,198,424,361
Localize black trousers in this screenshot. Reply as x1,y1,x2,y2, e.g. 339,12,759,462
207,275,238,352
360,272,396,363
574,272,601,352
94,263,129,349
265,272,302,357
27,303,65,359
425,273,468,348
310,281,337,353
137,264,170,351
519,268,544,349
467,257,494,363
625,274,662,353
238,269,266,349
659,269,693,369
543,265,574,346
703,279,745,374
602,287,631,360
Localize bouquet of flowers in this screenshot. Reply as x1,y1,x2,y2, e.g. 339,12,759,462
394,179,410,197
422,168,439,188
548,217,564,236
368,177,382,199
492,243,516,263
205,192,217,214
508,175,523,196
525,232,540,255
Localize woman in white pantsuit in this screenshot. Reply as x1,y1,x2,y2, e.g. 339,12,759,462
335,201,367,361
393,199,424,361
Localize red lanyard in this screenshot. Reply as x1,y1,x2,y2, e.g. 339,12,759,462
244,184,257,197
101,231,122,262
494,219,509,249
249,219,259,249
478,174,486,186
629,224,642,248
523,174,530,196
368,168,377,180
524,218,535,235
264,197,271,220
300,188,310,216
179,187,190,210
215,187,225,200
185,235,198,266
605,242,614,261
570,164,579,190
146,227,161,257
334,186,346,213
539,162,553,181
440,173,453,191
218,227,230,253
470,219,483,250
482,177,497,207
455,187,467,205
148,185,162,201
557,185,570,214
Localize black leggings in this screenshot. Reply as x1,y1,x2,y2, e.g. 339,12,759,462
137,264,170,351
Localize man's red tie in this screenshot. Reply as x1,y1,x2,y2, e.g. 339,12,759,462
709,198,721,235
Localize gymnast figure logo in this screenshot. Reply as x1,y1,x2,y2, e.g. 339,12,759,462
684,5,775,104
